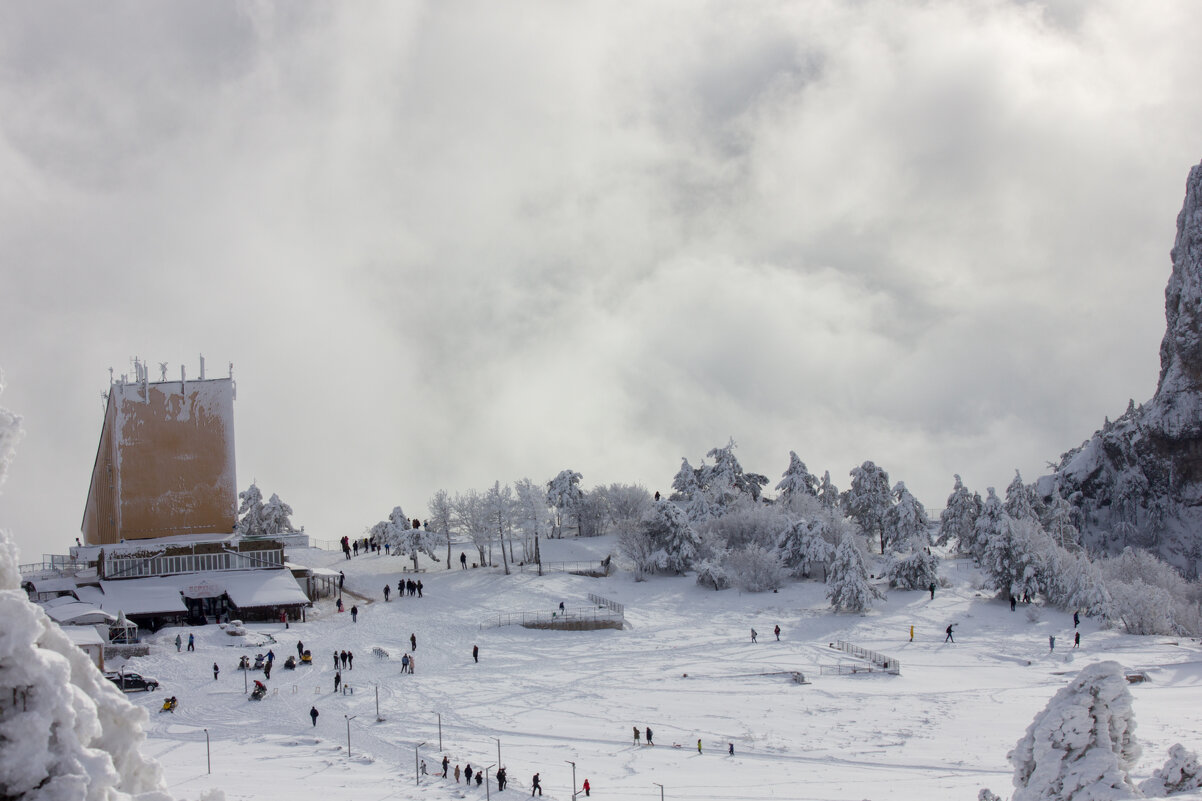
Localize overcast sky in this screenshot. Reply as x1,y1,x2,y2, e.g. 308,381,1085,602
3,1,1202,561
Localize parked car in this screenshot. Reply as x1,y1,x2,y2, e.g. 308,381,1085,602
105,671,159,692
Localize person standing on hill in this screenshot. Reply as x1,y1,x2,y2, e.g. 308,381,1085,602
646,726,653,745
583,778,591,796
697,739,703,754
384,584,391,601
1074,611,1080,628
213,662,219,680
531,772,542,796
1049,635,1056,652
351,605,358,622
465,765,473,784
410,633,417,651
417,580,424,597
175,634,182,652
297,640,304,659
442,756,449,777
460,552,468,569
633,726,640,745
929,582,936,600
187,633,195,651
310,706,319,726
750,628,758,643
473,644,479,663
454,764,460,783
1074,631,1081,648
909,625,914,642
774,625,781,641
334,671,341,693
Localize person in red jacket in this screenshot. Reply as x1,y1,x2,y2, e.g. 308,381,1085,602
583,778,591,796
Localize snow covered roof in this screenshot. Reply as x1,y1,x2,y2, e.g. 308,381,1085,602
60,625,107,648
73,532,238,560
89,569,308,615
44,602,117,625
24,577,80,593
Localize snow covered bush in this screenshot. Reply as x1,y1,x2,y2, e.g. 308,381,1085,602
1140,744,1202,797
1009,661,1141,801
617,526,657,581
885,544,940,591
778,517,834,579
372,506,442,571
826,534,883,612
723,545,786,592
694,557,729,591
699,502,789,551
645,500,702,574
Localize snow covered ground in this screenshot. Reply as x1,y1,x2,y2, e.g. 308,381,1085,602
113,537,1202,801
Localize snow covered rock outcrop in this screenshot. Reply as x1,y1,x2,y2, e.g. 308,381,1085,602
1039,160,1202,574
1008,661,1141,800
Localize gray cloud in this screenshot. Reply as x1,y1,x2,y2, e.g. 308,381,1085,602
2,1,1201,558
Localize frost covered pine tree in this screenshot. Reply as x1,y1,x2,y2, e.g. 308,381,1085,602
376,506,442,572
845,461,893,553
644,499,702,574
702,438,769,508
234,482,266,538
1004,470,1038,523
826,533,883,612
817,470,841,511
938,474,981,549
883,481,930,553
886,539,940,591
259,493,297,536
778,518,833,579
968,487,1007,563
546,469,584,538
776,451,818,504
1008,661,1141,801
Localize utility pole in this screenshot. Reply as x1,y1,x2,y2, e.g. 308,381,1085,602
204,729,210,775
484,763,496,801
492,736,501,771
415,742,426,787
345,715,356,758
566,760,576,800
434,711,442,751
654,781,665,801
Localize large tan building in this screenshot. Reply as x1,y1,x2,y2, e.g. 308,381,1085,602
82,366,237,545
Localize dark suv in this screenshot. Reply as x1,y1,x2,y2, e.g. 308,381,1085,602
105,671,159,692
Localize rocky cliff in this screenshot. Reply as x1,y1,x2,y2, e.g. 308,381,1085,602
1037,160,1202,576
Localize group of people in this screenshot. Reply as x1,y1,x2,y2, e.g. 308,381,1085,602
174,633,195,652
749,624,782,643
384,579,424,601
633,725,654,745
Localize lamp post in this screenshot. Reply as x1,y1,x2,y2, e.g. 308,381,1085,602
375,683,382,721
415,742,426,787
243,662,248,694
344,715,356,758
483,763,496,801
434,711,442,751
566,760,576,800
491,736,501,771
204,728,210,775
654,781,664,801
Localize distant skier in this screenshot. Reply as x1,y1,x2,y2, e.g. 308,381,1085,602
531,772,542,796
774,625,781,641
945,624,955,643
310,706,319,726
473,644,479,663
750,628,757,643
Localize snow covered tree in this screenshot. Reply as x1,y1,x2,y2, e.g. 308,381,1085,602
938,475,981,549
983,516,1050,602
817,470,840,511
968,487,1007,562
513,477,552,565
486,481,515,573
1140,743,1202,797
374,506,441,572
776,451,818,504
260,493,297,536
1042,491,1082,551
723,545,786,592
883,482,930,553
886,546,940,591
778,517,834,579
642,499,702,574
701,438,769,508
702,503,789,551
546,469,584,537
694,557,730,590
1009,661,1141,801
452,489,491,566
0,371,20,487
234,482,266,538
618,526,658,581
844,461,893,553
427,489,454,569
1044,547,1111,618
1004,470,1038,522
826,533,883,612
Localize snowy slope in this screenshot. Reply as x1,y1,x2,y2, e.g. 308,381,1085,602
108,538,1202,801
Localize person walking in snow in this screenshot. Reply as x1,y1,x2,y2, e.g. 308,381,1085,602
408,654,416,674
187,633,195,651
347,651,353,670
531,772,542,796
909,625,914,642
1049,635,1056,652
697,739,703,754
297,640,304,659
454,764,461,783
264,659,272,680
175,634,182,652
633,726,640,745
417,580,423,597
728,743,734,756
774,625,781,641
1010,595,1017,612
496,767,507,790
310,706,319,726
334,671,341,693
213,662,219,680
410,633,417,651
333,651,339,669
583,778,591,796
476,773,483,787
473,644,479,663
460,551,468,569
339,570,345,590
750,628,757,643
401,653,410,673
1074,611,1080,628
465,764,473,784
384,584,390,601
646,726,653,745
341,650,348,669
945,624,955,643
929,582,936,600
442,755,449,778
1074,631,1080,648
351,605,358,622
337,597,344,613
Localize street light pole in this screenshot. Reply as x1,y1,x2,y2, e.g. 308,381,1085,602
492,736,501,770
654,781,665,801
566,760,576,800
433,711,442,751
345,715,356,758
204,729,210,775
483,763,496,801
375,683,382,721
415,742,426,787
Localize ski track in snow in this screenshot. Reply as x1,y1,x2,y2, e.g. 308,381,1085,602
121,540,1202,801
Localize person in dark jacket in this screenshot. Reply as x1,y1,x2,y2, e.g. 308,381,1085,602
531,772,542,796
310,706,319,726
411,633,417,650
465,764,473,784
646,726,653,745
945,624,955,643
496,767,507,790
473,644,479,663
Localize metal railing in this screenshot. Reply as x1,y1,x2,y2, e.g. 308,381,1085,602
827,641,901,674
484,606,624,629
588,593,624,615
512,560,610,575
